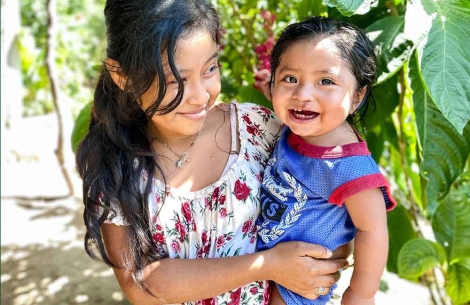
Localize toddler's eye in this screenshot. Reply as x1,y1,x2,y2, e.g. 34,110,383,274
283,76,298,83
319,79,334,85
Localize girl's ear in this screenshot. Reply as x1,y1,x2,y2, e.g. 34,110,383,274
351,86,367,114
105,58,127,90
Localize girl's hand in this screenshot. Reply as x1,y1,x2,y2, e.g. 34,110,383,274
253,68,272,101
266,241,349,300
341,287,375,305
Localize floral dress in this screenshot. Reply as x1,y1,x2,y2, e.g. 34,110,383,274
105,102,281,305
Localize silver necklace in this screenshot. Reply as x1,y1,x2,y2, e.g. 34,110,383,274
153,130,202,168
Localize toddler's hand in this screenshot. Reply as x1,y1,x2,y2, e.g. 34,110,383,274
341,287,375,305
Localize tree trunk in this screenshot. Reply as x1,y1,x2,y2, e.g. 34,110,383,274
45,0,75,196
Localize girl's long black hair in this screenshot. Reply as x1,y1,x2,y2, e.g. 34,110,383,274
76,0,220,294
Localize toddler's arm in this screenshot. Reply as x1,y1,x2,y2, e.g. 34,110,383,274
342,187,389,305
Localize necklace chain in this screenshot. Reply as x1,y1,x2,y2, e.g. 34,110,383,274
153,130,202,169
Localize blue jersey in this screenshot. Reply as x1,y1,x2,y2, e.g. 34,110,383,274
257,127,396,305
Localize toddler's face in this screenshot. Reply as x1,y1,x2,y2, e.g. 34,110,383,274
271,37,366,145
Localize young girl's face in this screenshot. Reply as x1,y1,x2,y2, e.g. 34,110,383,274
271,37,366,145
141,29,221,140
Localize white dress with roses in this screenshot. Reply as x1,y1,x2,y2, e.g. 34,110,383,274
105,102,281,305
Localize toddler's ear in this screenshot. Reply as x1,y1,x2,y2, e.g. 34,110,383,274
105,58,128,90
351,86,367,113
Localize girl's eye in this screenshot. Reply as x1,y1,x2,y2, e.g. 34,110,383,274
205,64,219,75
282,76,297,83
319,79,334,85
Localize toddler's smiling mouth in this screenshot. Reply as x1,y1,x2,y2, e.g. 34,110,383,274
290,109,319,120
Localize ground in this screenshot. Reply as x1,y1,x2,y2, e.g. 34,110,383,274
1,114,432,305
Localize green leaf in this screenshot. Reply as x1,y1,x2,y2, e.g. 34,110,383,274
419,0,470,134
237,85,272,110
363,126,384,163
296,0,328,19
362,74,399,128
365,16,413,84
409,52,470,214
432,189,470,261
386,204,417,274
324,0,372,16
71,102,92,153
446,259,470,305
397,238,446,279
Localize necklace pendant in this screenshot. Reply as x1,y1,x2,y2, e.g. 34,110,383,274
175,154,189,168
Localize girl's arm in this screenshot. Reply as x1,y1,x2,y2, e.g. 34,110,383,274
342,187,389,305
102,223,348,305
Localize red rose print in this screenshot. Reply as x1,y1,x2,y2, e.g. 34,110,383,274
219,194,226,205
246,124,261,136
202,230,208,245
175,220,187,242
171,241,180,252
152,232,165,245
249,286,258,295
211,187,220,201
250,236,256,244
228,288,242,305
216,235,225,249
242,219,253,234
242,114,252,125
182,201,192,223
156,224,162,231
234,180,250,201
201,297,215,305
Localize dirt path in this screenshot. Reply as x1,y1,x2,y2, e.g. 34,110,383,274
1,115,432,305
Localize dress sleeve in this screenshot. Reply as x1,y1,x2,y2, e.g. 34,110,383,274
236,102,282,157
95,194,130,226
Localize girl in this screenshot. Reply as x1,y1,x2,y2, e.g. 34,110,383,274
256,17,396,305
76,2,349,305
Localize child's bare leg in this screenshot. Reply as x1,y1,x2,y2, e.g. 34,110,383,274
270,283,287,305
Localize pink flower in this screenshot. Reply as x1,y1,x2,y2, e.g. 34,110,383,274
234,180,251,201
171,241,180,252
220,208,227,218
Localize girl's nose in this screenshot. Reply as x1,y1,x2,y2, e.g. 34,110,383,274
186,81,209,105
292,84,314,102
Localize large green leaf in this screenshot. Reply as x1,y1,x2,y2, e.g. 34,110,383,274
362,74,399,129
397,238,446,279
323,0,372,17
71,102,92,153
409,53,470,215
365,16,413,84
386,204,417,274
446,259,470,305
419,0,470,134
432,189,470,261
